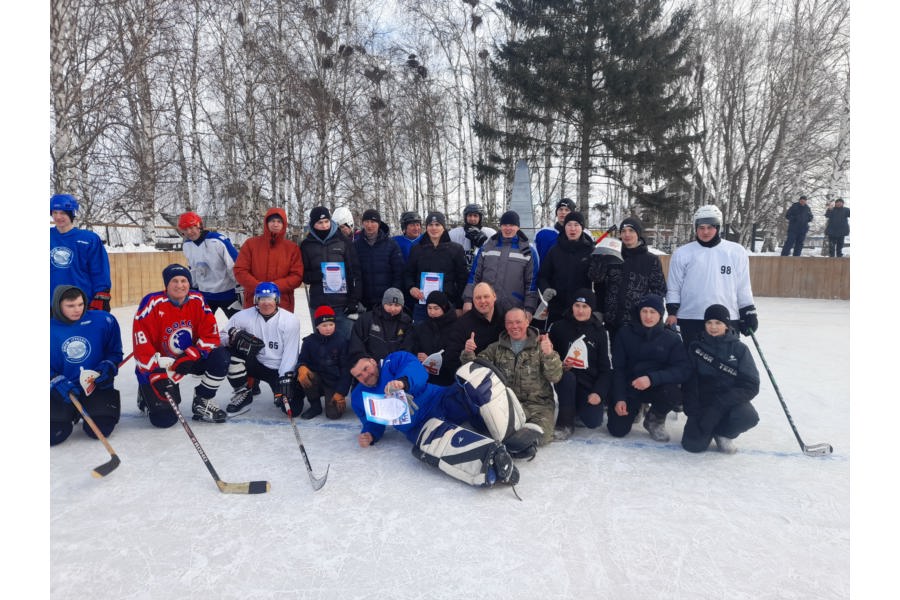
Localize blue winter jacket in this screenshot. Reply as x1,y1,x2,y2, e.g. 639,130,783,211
354,221,404,310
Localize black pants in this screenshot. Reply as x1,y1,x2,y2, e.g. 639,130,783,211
781,229,807,256
681,402,759,453
554,370,605,429
606,383,681,438
827,235,845,257
50,388,121,445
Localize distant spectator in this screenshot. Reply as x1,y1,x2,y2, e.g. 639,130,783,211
781,195,813,257
824,198,850,258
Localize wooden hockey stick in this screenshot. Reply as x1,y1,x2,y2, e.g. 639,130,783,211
68,392,121,478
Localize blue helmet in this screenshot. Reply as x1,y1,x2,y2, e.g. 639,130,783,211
50,194,79,215
253,282,280,304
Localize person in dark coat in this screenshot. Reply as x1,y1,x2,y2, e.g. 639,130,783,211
589,215,667,344
348,287,412,364
781,195,813,256
403,290,459,386
681,304,760,454
403,211,468,324
824,198,850,257
300,206,363,342
354,209,404,311
547,289,612,440
608,294,691,441
537,211,595,326
296,305,352,420
444,282,505,377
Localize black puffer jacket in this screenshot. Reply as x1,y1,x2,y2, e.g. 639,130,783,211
300,222,361,310
547,312,612,397
537,231,595,323
354,221,404,310
348,305,412,364
611,317,691,403
403,230,469,307
589,241,667,332
683,329,759,417
403,308,459,385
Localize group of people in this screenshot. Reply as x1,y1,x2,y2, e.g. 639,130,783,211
781,194,850,257
51,194,766,492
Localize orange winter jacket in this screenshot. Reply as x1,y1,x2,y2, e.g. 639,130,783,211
233,207,304,312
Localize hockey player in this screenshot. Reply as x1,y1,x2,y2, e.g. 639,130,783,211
50,285,123,446
133,264,230,426
50,194,112,311
665,204,759,349
349,351,520,490
448,203,497,269
177,211,242,318
681,304,760,454
296,305,353,420
331,206,359,241
220,282,302,416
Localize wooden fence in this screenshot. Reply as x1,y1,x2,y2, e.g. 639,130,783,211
107,251,849,309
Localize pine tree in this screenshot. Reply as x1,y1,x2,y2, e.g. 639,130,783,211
474,0,699,213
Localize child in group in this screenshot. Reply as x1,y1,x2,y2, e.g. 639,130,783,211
681,304,760,454
296,305,352,420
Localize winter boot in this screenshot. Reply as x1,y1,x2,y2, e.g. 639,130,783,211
643,410,670,442
301,398,323,420
192,396,227,423
553,425,575,441
227,385,254,413
715,435,737,454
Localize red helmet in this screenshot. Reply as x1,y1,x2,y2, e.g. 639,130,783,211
178,211,202,229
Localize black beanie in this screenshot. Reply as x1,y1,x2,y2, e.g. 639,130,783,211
425,211,447,228
556,198,576,212
564,211,586,228
309,206,331,227
500,210,520,226
163,264,193,288
572,288,596,310
637,294,665,317
426,290,452,313
704,304,732,323
620,216,644,238
362,209,381,223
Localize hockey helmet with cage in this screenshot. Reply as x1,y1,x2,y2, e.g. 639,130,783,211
253,282,281,304
400,211,422,228
50,194,79,215
332,206,354,229
178,211,203,230
693,204,723,228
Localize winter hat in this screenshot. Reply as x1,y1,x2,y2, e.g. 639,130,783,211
266,212,284,224
556,198,576,213
637,294,665,317
163,263,193,288
500,210,520,227
704,304,731,323
426,290,452,313
425,211,447,228
572,288,596,311
314,305,336,327
362,209,381,223
620,216,644,237
382,287,404,306
564,211,586,228
309,206,331,227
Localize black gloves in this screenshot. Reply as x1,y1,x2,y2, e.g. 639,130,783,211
229,328,265,359
738,305,758,336
464,226,488,248
343,302,361,316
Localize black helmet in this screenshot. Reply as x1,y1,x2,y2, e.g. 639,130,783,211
463,203,484,218
400,211,422,227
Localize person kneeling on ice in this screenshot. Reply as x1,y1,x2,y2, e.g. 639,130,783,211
220,282,302,416
296,305,352,420
133,264,230,426
350,352,538,490
50,285,124,446
608,294,691,441
681,304,760,454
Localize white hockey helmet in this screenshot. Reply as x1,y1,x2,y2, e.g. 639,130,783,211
693,204,722,228
332,206,354,229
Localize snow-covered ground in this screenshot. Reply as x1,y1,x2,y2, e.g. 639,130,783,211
47,294,850,599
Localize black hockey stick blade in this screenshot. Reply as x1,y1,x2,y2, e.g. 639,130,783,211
216,479,271,494
803,442,834,457
91,454,121,479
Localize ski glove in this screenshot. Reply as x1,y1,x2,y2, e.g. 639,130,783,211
89,291,111,312
148,369,176,404
738,305,758,336
172,346,203,375
228,328,265,359
330,392,346,413
94,360,118,387
297,366,317,389
51,375,79,403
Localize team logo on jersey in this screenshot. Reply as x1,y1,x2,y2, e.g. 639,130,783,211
168,327,195,355
194,261,210,278
63,336,90,364
50,246,74,269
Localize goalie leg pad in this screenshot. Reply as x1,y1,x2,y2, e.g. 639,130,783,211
412,418,518,487
455,360,527,442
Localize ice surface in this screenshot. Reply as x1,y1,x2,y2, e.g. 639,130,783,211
49,295,850,599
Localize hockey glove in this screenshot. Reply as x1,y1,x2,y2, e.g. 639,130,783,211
296,365,317,389
172,346,203,375
89,291,111,312
228,328,265,359
148,369,177,404
94,360,118,387
276,374,295,403
464,226,488,248
738,305,758,336
343,302,361,316
51,375,80,403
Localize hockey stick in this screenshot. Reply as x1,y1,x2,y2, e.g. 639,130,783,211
749,331,833,457
282,398,329,491
162,389,270,494
68,392,121,478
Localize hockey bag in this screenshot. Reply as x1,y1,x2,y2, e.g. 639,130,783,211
412,418,517,487
455,358,526,443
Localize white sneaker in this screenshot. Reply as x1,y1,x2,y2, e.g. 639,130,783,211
714,436,737,454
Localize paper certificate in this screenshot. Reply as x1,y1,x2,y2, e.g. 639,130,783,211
363,390,412,426
419,272,444,304
321,262,347,294
563,335,588,369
